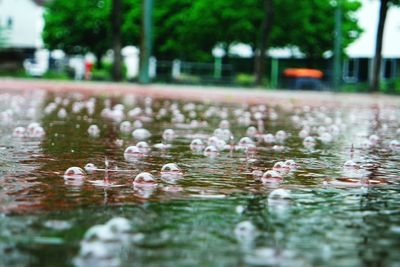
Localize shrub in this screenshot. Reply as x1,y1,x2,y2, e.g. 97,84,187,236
235,73,255,87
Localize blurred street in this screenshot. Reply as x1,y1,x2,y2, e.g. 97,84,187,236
0,77,398,106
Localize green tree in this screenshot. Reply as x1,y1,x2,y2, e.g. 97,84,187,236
290,0,362,62
111,0,123,81
121,0,141,46
43,0,112,67
43,0,362,83
370,0,400,91
250,0,362,84
150,0,362,83
151,0,192,60
254,0,273,85
43,0,141,72
150,0,261,61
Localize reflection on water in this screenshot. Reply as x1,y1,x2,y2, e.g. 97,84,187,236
0,89,399,267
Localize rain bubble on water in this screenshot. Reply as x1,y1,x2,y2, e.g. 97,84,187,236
106,217,131,235
190,138,205,151
272,145,285,152
27,122,40,133
273,161,290,174
361,139,373,149
64,167,86,179
343,159,359,170
219,119,230,129
153,142,172,150
84,163,97,174
207,136,226,151
237,137,255,151
261,170,283,184
263,133,275,144
30,125,45,138
82,224,116,244
213,128,232,142
75,217,133,265
12,126,25,138
389,140,400,151
235,221,258,251
132,172,158,198
132,128,151,140
161,163,182,175
124,146,144,161
162,128,176,142
369,134,379,146
275,130,287,142
128,107,142,118
204,145,218,158
268,188,291,202
246,126,258,138
136,141,150,154
252,169,263,179
268,189,293,217
303,136,316,148
87,124,100,137
299,128,309,139
133,172,157,186
285,159,298,170
57,108,67,119
114,139,124,147
319,132,333,144
132,120,143,129
119,121,132,134
160,163,183,183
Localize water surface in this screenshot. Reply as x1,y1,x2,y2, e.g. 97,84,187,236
0,89,399,267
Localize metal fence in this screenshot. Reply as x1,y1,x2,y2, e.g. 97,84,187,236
155,60,235,85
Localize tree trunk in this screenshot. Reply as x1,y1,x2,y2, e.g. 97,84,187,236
95,52,103,69
111,0,123,81
370,0,388,92
254,0,274,86
139,0,153,84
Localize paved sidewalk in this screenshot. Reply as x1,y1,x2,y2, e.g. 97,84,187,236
0,78,398,107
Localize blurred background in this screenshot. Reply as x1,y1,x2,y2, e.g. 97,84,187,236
0,0,399,93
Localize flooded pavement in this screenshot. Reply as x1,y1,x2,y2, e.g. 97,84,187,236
0,88,400,267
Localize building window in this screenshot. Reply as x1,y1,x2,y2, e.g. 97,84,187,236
7,17,13,28
343,58,359,83
383,59,396,79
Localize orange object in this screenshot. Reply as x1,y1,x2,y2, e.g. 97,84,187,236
283,68,323,78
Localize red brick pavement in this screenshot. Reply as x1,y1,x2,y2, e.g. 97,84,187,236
0,78,398,107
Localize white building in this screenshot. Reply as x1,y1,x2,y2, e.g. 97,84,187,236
0,0,47,74
344,0,400,83
0,0,45,50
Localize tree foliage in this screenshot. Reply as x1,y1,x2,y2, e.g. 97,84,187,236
43,0,363,64
43,0,111,57
284,0,362,61
150,0,362,61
